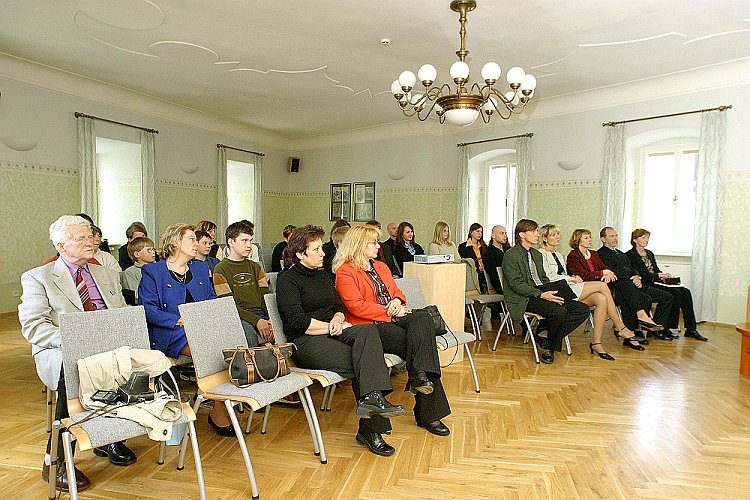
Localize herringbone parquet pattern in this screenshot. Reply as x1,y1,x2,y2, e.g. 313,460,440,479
2,313,749,499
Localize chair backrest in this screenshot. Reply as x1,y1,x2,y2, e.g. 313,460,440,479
259,245,275,272
463,260,480,294
179,297,248,386
484,269,499,294
264,293,288,344
497,266,505,291
59,306,151,402
393,277,428,309
266,271,278,293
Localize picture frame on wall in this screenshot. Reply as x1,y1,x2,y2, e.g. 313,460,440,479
330,182,352,221
353,181,375,222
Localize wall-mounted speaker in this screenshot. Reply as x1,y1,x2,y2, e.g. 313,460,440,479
288,157,300,173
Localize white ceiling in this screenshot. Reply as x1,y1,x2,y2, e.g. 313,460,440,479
1,0,748,139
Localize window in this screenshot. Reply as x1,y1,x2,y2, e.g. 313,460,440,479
96,137,142,245
637,144,697,255
227,160,255,224
485,161,517,235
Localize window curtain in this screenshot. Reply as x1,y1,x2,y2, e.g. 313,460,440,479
456,145,470,239
514,136,531,223
217,146,228,240
140,130,157,237
252,152,263,244
77,116,98,222
600,123,626,228
691,110,727,322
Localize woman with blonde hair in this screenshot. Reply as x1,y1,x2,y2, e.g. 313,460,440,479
427,221,461,261
139,224,235,436
334,224,451,438
196,220,219,258
538,224,641,359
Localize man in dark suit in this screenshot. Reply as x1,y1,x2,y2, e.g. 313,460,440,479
598,227,675,339
484,225,510,293
19,216,135,492
502,219,589,364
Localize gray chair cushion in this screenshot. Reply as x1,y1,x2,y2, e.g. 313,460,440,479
70,410,192,449
206,373,311,408
290,367,345,385
393,277,427,308
384,353,405,367
436,331,476,350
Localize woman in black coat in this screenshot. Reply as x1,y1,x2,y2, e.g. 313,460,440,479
392,221,424,272
457,222,488,292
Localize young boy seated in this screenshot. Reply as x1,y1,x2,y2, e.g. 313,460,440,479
193,230,221,276
120,236,156,302
213,221,273,347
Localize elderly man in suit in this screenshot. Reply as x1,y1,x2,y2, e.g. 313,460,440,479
19,215,135,492
502,219,589,364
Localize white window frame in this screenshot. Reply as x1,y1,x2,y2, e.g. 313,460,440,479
636,143,698,256
226,159,255,226
484,160,517,237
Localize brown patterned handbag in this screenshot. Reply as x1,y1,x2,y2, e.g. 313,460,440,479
222,343,296,386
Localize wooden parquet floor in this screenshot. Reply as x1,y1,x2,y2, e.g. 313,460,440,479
2,313,750,499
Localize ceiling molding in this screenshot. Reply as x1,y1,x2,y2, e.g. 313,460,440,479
0,52,292,150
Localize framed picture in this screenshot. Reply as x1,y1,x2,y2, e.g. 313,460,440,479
330,183,351,221
353,181,375,222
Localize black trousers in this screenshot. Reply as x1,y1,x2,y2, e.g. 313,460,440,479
610,279,652,331
640,285,675,328
651,284,697,330
525,296,590,352
292,324,393,434
376,310,451,426
46,367,70,461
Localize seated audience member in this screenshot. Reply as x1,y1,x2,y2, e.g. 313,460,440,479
458,223,488,292
383,222,398,252
193,230,220,276
138,224,235,436
566,229,666,337
75,213,110,252
91,225,121,272
483,225,510,294
627,228,707,341
118,221,148,270
427,221,461,262
334,224,451,437
276,226,405,456
323,225,350,278
213,221,273,347
271,224,296,272
19,215,133,492
598,227,676,340
502,219,590,364
368,219,400,277
120,236,156,301
539,224,643,357
196,220,220,258
322,219,351,274
393,221,424,272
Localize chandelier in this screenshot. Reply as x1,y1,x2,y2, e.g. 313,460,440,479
391,0,536,126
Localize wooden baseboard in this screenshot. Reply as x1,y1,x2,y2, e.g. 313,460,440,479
0,311,18,319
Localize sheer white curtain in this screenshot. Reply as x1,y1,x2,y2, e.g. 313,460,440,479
600,123,626,228
77,116,98,221
456,145,470,239
252,152,263,244
217,146,228,239
514,136,531,222
691,110,727,322
140,130,157,236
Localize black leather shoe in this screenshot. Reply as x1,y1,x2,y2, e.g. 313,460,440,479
406,370,434,395
419,420,451,436
649,330,673,341
207,414,236,437
685,329,708,341
356,431,395,456
540,348,554,364
664,329,680,339
42,461,91,492
637,319,664,332
356,391,406,418
93,441,136,466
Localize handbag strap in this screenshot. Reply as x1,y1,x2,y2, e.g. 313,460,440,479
247,348,281,382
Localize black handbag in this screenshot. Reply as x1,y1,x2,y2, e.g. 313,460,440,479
411,305,448,337
222,343,296,387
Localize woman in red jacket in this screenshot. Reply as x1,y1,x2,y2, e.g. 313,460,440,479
566,229,662,341
334,224,451,437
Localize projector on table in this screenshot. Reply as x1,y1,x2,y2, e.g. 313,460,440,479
414,254,455,264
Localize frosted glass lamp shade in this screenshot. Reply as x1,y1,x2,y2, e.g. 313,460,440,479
398,71,417,90
449,61,470,80
444,108,479,126
481,62,501,82
391,80,403,96
418,64,437,84
506,66,525,86
520,74,537,91
505,91,520,105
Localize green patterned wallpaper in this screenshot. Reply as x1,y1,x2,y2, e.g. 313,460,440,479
528,182,602,245
717,175,750,323
156,181,218,238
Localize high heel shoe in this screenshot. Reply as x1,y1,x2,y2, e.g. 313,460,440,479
208,414,236,437
637,319,664,332
589,343,615,360
622,337,645,351
614,329,648,345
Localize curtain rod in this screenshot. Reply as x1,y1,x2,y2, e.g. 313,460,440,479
457,132,533,147
217,143,265,156
602,105,732,127
74,112,158,134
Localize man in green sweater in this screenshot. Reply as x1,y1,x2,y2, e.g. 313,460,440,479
213,221,273,347
502,219,589,364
